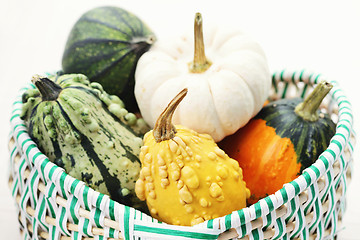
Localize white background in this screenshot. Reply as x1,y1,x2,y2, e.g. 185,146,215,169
0,0,359,239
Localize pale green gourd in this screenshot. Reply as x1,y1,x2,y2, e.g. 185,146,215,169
21,73,149,211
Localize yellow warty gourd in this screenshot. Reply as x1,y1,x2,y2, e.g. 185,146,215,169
135,88,250,226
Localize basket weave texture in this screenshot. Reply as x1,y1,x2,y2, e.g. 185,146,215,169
8,69,356,240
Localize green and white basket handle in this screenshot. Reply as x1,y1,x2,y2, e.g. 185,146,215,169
8,69,355,240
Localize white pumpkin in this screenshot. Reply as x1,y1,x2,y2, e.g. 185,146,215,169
135,13,271,142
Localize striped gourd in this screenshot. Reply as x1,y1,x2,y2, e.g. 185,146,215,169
62,6,156,112
20,73,149,211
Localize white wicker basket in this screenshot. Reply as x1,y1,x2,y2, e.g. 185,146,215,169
8,69,355,240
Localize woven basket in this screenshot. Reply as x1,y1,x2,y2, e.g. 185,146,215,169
8,69,355,240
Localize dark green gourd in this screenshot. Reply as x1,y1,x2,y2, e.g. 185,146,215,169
21,73,149,211
255,81,337,170
62,6,156,112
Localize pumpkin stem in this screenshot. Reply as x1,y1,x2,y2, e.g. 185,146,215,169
189,12,212,73
153,88,188,142
294,81,333,122
32,75,63,101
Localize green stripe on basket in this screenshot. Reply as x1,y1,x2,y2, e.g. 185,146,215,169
313,74,321,84
83,187,90,210
272,74,278,93
264,212,272,229
30,171,39,207
309,165,320,178
301,84,308,98
309,200,321,231
48,165,58,180
94,208,102,228
304,185,316,213
25,142,37,158
51,225,56,240
70,179,80,194
335,156,346,188
12,100,23,106
37,198,49,231
319,155,330,169
301,227,308,240
16,130,26,141
299,69,305,82
47,184,56,217
280,188,288,203
237,210,247,237
133,225,219,239
70,197,79,224
207,219,213,229
281,82,289,99
316,220,323,239
21,187,29,211
349,140,354,152
83,218,91,236
73,232,79,239
123,206,130,240
274,218,285,239
337,124,350,136
10,144,17,159
96,193,104,209
109,200,115,221
324,187,335,226
13,123,26,131
59,207,70,236
18,159,26,190
280,70,285,82
108,227,115,238
334,132,346,142
10,114,20,121
302,171,312,187
12,178,19,197
339,100,351,107
291,71,296,84
332,89,342,97
32,152,42,164
255,202,262,218
331,139,343,152
225,214,232,230
321,171,334,203
59,172,67,198
265,196,275,212
252,228,260,240
290,208,305,237
285,198,297,222
290,181,301,195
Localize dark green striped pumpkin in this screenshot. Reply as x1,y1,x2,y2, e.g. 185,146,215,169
20,73,149,212
62,6,156,112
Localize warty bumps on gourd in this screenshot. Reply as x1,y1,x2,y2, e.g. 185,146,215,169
20,73,150,212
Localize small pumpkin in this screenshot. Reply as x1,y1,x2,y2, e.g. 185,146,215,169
21,74,149,211
219,81,336,205
134,12,271,142
62,6,156,112
135,88,250,226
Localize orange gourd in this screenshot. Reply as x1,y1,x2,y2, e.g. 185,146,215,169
219,81,336,205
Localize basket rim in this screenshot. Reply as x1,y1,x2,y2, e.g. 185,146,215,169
9,69,355,238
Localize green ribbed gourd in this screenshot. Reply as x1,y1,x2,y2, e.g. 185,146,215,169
62,6,156,112
20,73,150,211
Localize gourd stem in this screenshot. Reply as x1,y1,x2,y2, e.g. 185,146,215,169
153,88,188,142
189,13,212,73
294,81,333,122
32,75,63,101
